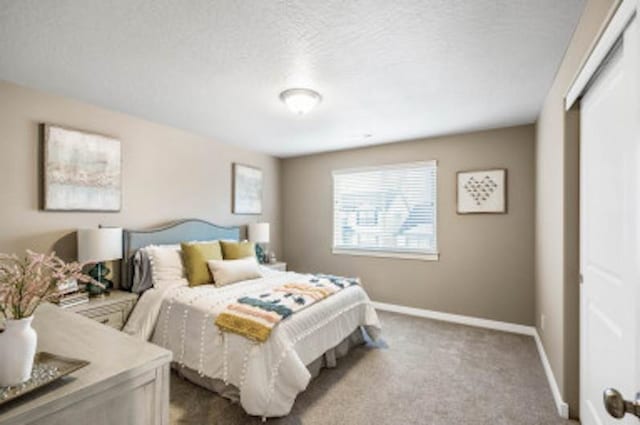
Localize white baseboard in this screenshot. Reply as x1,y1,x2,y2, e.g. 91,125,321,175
533,331,570,419
371,301,536,335
371,301,569,419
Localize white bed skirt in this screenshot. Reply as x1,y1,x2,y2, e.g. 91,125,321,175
173,327,367,406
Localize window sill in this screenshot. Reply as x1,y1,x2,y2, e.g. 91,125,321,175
332,249,439,261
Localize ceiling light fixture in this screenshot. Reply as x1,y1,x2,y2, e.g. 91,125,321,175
279,88,322,115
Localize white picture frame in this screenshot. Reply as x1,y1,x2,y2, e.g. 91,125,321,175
42,124,122,212
232,163,263,215
457,169,507,214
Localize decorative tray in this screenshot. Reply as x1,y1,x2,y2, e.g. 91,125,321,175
0,352,89,406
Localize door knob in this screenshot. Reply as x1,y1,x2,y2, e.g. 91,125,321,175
604,388,640,419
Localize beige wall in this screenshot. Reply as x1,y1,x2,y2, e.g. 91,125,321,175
535,0,618,417
0,81,281,273
282,125,535,325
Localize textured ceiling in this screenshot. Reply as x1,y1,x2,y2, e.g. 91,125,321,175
0,0,584,157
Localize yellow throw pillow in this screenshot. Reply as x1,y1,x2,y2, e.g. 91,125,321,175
181,241,223,286
220,241,256,260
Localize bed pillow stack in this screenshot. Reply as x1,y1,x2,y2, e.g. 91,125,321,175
143,240,260,289
181,241,223,287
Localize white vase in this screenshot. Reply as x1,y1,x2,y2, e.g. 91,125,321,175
0,316,37,386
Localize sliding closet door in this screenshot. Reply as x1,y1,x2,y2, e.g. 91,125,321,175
579,15,640,425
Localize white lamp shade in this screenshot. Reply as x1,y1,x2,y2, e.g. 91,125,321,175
77,228,123,263
248,222,270,243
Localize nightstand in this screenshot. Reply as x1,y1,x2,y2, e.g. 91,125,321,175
263,261,287,271
66,290,138,330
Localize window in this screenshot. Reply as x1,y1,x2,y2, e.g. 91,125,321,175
332,161,438,260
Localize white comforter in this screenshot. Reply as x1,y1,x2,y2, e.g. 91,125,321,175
123,269,381,417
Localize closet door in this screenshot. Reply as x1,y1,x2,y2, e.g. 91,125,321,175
579,14,640,425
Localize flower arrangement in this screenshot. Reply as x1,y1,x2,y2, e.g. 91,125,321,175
0,250,98,320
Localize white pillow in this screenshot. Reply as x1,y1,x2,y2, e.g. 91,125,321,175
207,257,262,287
145,244,186,288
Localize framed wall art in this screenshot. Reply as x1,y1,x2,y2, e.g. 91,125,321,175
41,124,122,212
232,163,263,215
457,168,507,214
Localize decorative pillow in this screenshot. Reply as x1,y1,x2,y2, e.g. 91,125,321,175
207,257,262,287
146,244,185,287
181,241,223,286
220,241,256,260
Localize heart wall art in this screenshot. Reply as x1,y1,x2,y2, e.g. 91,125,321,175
457,169,507,214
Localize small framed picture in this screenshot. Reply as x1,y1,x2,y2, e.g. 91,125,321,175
457,169,507,214
232,163,263,215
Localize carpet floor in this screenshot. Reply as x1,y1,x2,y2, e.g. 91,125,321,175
170,311,577,425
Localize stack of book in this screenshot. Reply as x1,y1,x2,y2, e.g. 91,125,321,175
54,279,89,309
56,291,89,308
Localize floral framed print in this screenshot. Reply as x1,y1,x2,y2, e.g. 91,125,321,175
457,168,507,214
232,163,263,215
41,124,122,212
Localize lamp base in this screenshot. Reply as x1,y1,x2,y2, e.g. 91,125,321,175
255,244,268,264
87,262,112,297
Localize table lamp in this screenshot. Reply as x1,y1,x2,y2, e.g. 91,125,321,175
77,227,123,296
248,222,270,264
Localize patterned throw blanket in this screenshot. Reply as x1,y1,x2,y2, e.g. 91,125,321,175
215,274,359,342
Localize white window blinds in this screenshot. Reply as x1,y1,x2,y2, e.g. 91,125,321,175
332,161,438,259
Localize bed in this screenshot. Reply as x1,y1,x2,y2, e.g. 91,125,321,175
120,219,381,418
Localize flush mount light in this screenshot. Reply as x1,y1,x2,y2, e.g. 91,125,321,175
279,88,322,115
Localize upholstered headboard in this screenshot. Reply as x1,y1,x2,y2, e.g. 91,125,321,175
121,219,240,290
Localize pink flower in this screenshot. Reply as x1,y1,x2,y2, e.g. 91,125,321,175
0,251,100,320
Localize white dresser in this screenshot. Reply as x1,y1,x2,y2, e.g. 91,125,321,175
0,304,172,425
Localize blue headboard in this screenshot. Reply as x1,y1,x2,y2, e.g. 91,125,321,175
121,219,240,290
